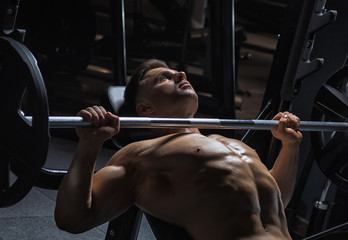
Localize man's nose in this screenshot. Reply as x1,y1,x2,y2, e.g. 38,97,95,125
174,71,187,83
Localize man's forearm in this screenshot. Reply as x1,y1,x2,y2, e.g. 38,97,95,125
55,140,103,232
269,143,300,207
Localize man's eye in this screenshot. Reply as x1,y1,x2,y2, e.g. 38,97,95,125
159,76,167,81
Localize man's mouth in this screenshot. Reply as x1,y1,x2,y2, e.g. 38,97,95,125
179,81,191,88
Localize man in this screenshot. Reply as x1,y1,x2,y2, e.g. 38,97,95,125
55,59,302,239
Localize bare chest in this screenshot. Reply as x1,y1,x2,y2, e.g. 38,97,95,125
139,133,261,169
134,134,280,216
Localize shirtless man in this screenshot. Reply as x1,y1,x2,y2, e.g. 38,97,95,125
55,59,302,240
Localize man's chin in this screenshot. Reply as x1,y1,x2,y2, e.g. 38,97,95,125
182,87,198,96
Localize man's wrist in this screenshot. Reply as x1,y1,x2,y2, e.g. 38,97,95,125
78,138,104,150
281,141,301,149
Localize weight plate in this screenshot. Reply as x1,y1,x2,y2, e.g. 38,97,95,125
0,37,49,207
311,66,348,192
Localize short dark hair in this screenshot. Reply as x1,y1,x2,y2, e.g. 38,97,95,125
122,59,169,115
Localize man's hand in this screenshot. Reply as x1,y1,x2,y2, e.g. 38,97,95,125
271,112,303,146
76,106,120,144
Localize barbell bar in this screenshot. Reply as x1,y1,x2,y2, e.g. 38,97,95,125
23,115,348,132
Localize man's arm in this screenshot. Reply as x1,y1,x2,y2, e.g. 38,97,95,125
269,112,302,207
54,106,134,233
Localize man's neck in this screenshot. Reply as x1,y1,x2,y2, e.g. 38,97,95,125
147,111,200,137
152,127,201,137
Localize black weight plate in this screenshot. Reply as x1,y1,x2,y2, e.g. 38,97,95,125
311,66,348,192
0,37,49,207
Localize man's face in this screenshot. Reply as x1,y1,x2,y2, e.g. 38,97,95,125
136,67,199,117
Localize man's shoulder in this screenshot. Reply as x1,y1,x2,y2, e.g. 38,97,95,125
206,133,237,141
206,134,251,148
122,140,152,154
121,136,165,156
108,140,150,166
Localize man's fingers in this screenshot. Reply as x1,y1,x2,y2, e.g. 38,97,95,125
271,112,303,144
78,109,93,122
107,112,120,135
283,112,300,130
100,106,107,116
274,112,299,133
277,116,287,132
272,112,283,121
92,105,107,126
78,106,111,127
85,106,99,127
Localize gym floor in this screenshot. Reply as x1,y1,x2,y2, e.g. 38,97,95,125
0,30,276,240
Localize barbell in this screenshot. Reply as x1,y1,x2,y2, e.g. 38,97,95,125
23,115,348,132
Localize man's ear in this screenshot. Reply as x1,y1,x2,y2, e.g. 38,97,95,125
136,103,155,117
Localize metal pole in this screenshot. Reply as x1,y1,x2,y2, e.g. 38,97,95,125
23,116,348,132
110,0,127,85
